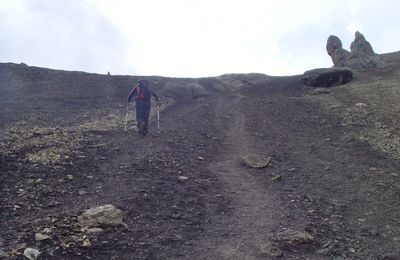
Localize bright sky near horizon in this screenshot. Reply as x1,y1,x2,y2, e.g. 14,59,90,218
1,0,399,77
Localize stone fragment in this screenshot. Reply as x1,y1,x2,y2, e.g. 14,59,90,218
355,102,367,109
82,239,91,247
275,229,315,246
42,228,52,234
272,175,282,181
35,233,50,241
177,176,189,183
23,248,40,260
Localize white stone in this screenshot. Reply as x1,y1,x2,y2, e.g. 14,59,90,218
23,248,40,260
177,176,189,183
34,233,50,241
355,102,367,109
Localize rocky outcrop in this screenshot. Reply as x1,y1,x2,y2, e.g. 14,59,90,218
350,31,375,57
302,68,353,88
326,35,351,67
326,31,385,70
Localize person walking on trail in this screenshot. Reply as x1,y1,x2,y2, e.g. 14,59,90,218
127,79,159,136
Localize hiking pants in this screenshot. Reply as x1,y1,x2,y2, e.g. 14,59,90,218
135,99,151,131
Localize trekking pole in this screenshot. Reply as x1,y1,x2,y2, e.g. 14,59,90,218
124,102,129,131
157,102,160,130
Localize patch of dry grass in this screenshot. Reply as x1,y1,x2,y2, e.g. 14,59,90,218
0,98,175,166
306,66,400,160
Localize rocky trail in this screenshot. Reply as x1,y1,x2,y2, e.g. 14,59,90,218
1,64,400,259
190,93,283,259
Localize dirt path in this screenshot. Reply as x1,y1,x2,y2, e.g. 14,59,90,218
189,93,283,259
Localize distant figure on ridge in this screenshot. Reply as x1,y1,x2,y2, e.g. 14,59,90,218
127,79,159,136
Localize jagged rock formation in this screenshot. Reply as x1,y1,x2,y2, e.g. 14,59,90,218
350,31,375,57
326,35,351,67
312,31,400,89
326,31,386,70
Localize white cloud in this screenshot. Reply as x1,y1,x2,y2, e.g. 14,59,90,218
346,0,362,35
343,0,400,53
1,0,399,77
87,0,358,76
0,0,131,74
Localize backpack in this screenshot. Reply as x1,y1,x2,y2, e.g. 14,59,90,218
135,80,151,100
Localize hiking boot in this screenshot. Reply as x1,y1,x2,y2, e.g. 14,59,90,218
138,123,146,136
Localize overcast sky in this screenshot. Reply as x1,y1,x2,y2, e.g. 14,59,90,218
1,0,399,77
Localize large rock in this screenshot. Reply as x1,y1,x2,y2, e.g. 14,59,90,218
78,204,123,227
326,32,385,70
326,35,351,67
302,68,353,88
350,31,375,57
242,154,271,169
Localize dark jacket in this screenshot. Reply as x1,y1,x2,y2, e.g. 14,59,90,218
127,82,159,103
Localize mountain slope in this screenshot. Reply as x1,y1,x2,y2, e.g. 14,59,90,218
1,63,400,259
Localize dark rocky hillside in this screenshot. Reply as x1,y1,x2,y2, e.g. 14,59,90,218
1,39,400,260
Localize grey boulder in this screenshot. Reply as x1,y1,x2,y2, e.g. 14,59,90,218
78,204,123,227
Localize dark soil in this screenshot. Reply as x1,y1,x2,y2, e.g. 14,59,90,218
1,63,400,259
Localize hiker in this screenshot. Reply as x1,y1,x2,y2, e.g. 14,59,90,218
127,79,159,136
